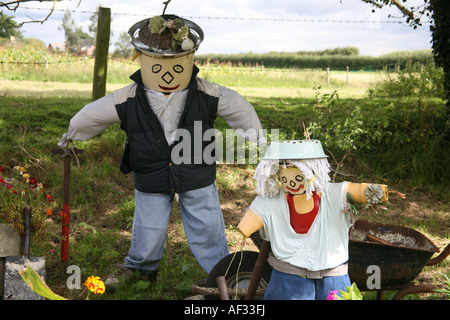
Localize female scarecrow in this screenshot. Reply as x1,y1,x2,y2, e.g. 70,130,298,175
238,140,388,299
58,12,265,289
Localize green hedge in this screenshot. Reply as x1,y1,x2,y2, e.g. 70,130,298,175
195,50,434,71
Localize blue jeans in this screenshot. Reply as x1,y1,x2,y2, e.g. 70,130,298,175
264,269,351,300
123,183,229,274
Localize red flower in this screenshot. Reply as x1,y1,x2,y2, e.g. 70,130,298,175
29,177,37,185
46,194,54,202
0,166,4,172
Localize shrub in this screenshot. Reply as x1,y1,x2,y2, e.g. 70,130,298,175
368,61,445,99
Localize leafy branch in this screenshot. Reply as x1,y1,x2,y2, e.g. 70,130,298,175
0,0,81,26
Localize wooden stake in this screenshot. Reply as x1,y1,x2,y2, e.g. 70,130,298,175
92,7,111,101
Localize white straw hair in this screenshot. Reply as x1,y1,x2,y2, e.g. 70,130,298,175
253,158,331,198
253,159,279,198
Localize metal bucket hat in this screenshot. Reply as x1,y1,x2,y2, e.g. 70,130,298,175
261,139,328,160
128,14,204,58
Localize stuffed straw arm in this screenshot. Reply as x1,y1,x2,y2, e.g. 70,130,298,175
346,183,389,204
237,208,264,238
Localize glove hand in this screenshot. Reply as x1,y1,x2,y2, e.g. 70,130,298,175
57,133,71,148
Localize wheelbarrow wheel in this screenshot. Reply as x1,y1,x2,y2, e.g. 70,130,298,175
204,251,272,300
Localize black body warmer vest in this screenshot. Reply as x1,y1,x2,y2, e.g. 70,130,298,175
115,67,219,194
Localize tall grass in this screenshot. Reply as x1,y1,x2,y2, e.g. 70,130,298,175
0,45,138,83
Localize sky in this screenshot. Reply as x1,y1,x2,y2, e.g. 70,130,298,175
10,0,433,56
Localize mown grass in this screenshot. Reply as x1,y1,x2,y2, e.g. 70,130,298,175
0,58,448,300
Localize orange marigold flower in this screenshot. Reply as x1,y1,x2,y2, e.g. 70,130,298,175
83,276,105,295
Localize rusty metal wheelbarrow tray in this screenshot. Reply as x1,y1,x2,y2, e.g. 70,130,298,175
348,220,445,292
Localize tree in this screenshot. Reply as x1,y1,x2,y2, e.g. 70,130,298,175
0,11,22,38
429,0,450,105
1,0,64,25
361,0,449,105
113,32,132,58
59,9,93,54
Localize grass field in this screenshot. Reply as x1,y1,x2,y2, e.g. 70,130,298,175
0,58,448,300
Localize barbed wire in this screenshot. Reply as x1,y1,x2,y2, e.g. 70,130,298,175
15,5,415,24
0,57,93,65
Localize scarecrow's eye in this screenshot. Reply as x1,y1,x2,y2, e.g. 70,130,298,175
281,176,287,183
173,65,184,73
295,175,304,182
152,64,162,73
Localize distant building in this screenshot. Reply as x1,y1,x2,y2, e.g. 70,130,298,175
48,40,95,56
80,44,95,56
47,42,66,52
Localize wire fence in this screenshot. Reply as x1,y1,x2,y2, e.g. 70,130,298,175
0,54,430,73
16,6,419,25
2,5,434,73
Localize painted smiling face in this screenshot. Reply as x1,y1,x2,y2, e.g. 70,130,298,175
140,52,194,93
279,167,306,195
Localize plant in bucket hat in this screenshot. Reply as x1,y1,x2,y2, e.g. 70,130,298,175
138,0,194,51
147,15,192,50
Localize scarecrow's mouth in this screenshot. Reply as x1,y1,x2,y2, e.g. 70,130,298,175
287,184,304,193
159,84,180,91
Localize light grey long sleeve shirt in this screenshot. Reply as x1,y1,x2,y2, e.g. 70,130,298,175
63,78,266,146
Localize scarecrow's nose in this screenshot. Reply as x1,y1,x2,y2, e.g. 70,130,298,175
290,181,296,188
162,71,174,85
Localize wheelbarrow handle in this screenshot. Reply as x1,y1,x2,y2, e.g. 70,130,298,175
426,242,450,266
245,240,271,300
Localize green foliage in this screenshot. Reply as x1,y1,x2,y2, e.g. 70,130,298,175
19,266,67,300
369,61,445,99
0,165,56,237
149,16,165,33
339,283,363,300
308,87,394,180
113,32,133,58
435,274,450,298
0,11,22,38
195,49,434,70
0,45,137,83
430,0,450,102
173,264,197,292
59,9,94,54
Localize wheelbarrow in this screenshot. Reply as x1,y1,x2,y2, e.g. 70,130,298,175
348,220,449,300
192,220,449,300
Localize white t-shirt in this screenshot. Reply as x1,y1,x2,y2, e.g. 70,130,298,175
249,182,352,271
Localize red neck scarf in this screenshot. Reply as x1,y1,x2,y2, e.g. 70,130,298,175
287,191,321,234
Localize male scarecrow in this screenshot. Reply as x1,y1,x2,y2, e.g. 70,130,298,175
238,140,388,300
58,13,265,289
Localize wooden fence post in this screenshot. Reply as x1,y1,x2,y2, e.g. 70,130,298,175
92,7,111,101
326,66,330,85
346,65,349,87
